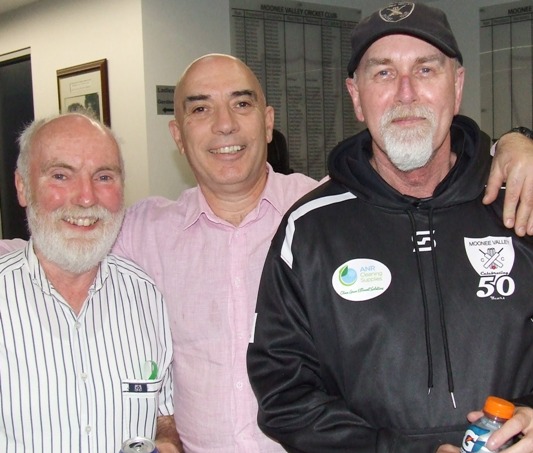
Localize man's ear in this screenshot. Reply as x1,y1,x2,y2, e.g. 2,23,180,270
14,171,28,208
453,65,465,115
346,77,365,123
265,105,275,143
168,119,185,155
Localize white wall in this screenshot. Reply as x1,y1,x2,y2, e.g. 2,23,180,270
0,0,148,206
0,0,518,205
141,0,235,198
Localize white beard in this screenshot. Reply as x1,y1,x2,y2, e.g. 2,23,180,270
27,201,124,274
380,106,437,172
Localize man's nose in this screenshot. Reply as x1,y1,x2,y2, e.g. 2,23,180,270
395,75,419,104
74,178,97,207
212,105,238,135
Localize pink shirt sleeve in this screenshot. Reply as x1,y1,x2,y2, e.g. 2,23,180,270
0,238,27,255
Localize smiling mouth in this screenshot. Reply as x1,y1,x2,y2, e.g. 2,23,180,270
209,145,245,154
64,216,99,227
392,116,424,123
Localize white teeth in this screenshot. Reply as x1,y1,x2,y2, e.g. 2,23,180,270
65,216,98,227
210,145,244,154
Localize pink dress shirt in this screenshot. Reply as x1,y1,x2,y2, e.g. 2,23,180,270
113,167,318,452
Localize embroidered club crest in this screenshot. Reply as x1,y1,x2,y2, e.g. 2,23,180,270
464,236,514,276
379,2,415,23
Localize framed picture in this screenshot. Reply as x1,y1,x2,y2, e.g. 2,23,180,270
57,59,110,126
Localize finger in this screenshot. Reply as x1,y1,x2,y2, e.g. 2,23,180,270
483,161,504,207
487,131,533,231
514,175,533,236
515,201,532,238
467,411,484,423
528,215,533,236
501,177,522,232
486,410,530,451
508,170,533,237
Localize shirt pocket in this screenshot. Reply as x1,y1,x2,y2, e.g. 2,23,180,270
121,378,163,442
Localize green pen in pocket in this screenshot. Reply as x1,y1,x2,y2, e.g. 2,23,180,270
141,360,158,380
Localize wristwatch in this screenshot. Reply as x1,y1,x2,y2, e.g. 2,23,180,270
507,126,533,140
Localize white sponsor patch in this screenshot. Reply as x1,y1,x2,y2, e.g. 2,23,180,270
464,236,514,276
332,259,391,301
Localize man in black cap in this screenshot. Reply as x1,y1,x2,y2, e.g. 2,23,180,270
247,3,533,452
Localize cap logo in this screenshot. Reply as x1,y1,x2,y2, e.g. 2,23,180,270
379,2,415,23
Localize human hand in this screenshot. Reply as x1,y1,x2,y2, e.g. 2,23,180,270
155,441,183,453
436,444,460,453
468,406,533,452
483,132,533,236
155,414,184,453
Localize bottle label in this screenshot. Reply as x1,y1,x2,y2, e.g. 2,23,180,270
460,425,492,452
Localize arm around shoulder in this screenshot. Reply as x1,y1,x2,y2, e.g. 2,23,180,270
0,238,28,255
485,128,533,236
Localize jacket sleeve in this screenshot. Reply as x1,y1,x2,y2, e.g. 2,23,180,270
247,241,444,453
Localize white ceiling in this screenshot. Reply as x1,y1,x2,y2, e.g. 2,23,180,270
0,0,39,15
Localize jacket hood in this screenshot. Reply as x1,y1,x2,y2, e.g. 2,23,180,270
328,115,492,209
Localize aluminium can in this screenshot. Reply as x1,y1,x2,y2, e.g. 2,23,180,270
120,437,159,453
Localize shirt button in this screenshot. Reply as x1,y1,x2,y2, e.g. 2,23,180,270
236,381,243,390
234,277,241,287
75,322,81,330
81,373,88,381
85,426,91,433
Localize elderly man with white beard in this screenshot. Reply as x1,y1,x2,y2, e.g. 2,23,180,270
247,3,533,453
0,112,183,453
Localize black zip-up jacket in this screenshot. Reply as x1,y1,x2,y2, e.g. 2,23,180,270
247,115,533,452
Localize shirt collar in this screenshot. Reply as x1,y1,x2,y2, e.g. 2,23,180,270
24,238,110,296
182,163,285,229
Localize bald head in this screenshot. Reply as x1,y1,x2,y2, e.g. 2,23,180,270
167,53,275,208
174,54,267,120
17,112,123,185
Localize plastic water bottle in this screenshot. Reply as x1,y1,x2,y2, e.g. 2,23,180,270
460,396,515,452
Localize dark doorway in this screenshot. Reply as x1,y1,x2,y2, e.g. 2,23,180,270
0,53,34,239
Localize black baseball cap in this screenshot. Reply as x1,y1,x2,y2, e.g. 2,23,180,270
347,2,463,76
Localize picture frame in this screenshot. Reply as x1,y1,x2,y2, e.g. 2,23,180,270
57,59,110,126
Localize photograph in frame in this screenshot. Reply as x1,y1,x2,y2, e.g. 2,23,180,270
57,59,110,126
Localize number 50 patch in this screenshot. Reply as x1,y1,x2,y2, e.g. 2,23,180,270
464,236,515,298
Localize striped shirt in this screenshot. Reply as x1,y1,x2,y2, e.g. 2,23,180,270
0,241,174,452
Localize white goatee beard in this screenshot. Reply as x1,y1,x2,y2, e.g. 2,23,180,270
379,106,437,172
27,201,124,274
